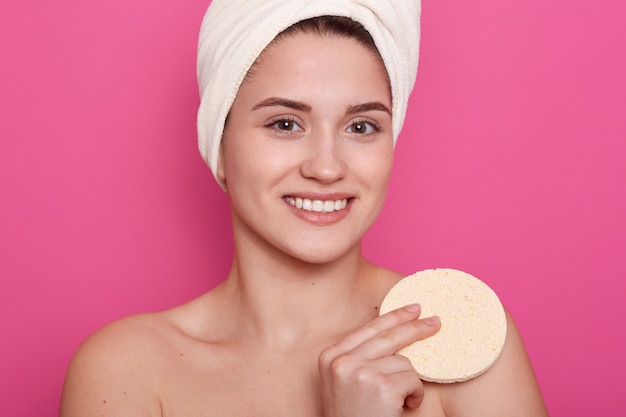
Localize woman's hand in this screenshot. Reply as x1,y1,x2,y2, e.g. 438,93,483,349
318,304,441,417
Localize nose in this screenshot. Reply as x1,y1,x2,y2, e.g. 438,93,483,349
300,129,346,184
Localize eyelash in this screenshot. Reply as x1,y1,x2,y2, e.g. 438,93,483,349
264,116,382,137
265,116,303,135
347,118,382,137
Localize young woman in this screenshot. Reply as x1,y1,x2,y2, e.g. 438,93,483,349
60,1,548,416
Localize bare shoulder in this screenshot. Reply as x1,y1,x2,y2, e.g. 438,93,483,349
440,309,549,417
59,309,185,417
365,262,405,300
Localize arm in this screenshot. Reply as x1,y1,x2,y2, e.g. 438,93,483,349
442,310,549,417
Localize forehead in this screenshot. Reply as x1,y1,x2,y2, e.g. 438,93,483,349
240,32,391,102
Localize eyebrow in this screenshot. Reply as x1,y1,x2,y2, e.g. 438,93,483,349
252,97,312,112
251,97,391,116
346,102,391,116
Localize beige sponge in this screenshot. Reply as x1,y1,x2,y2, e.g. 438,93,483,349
379,268,507,383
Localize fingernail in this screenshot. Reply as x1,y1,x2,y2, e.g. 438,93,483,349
405,304,421,313
424,316,440,326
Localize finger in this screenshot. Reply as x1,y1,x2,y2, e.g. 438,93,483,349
347,353,416,376
384,369,424,410
329,304,423,354
352,315,440,360
404,381,426,409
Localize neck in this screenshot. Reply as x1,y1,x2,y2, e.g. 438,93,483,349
214,219,394,351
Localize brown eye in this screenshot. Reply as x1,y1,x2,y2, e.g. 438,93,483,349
347,120,379,135
279,120,293,130
351,123,367,133
269,118,303,132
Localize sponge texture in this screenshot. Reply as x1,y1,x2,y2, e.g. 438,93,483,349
379,268,507,383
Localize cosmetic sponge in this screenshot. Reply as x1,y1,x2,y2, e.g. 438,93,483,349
379,268,507,383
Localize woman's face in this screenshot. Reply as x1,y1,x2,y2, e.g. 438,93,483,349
219,32,394,264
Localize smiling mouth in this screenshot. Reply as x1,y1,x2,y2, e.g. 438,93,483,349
284,196,349,213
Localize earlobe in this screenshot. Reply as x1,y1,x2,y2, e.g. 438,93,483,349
216,146,227,184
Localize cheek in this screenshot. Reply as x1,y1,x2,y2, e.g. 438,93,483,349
221,127,258,182
366,145,394,188
222,137,288,193
369,148,395,219
223,148,258,191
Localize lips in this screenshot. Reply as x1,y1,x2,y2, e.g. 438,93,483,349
284,196,349,213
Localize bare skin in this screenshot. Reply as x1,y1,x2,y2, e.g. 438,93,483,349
60,268,546,417
60,32,548,417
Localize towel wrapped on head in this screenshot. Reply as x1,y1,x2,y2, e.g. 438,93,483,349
197,0,421,186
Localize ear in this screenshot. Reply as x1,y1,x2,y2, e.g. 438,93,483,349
216,144,227,186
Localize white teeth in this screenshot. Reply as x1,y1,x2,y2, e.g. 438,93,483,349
285,197,349,213
323,201,335,213
312,200,324,212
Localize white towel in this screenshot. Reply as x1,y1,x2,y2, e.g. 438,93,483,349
197,0,421,186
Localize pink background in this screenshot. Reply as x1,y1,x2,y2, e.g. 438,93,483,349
1,0,624,415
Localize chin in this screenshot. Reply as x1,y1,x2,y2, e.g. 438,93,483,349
282,241,360,265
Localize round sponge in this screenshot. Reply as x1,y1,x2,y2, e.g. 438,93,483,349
379,268,507,383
